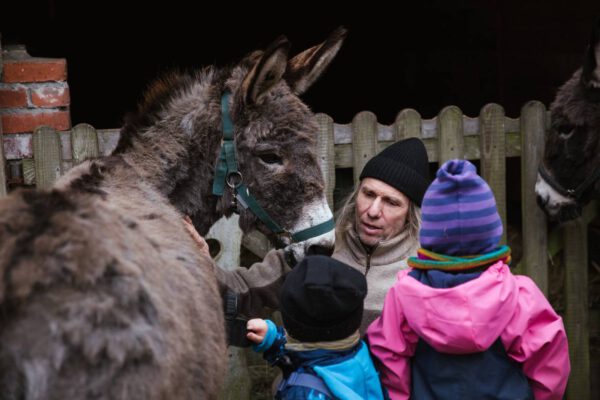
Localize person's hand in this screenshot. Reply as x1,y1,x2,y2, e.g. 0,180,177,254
246,318,268,344
182,216,210,257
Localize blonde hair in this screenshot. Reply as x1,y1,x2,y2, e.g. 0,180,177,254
335,184,422,245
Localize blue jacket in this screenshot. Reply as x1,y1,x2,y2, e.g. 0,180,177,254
254,320,385,400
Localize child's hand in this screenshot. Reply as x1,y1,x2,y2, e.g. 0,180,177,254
182,216,210,257
246,318,268,344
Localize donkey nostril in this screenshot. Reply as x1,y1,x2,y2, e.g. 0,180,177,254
536,195,548,208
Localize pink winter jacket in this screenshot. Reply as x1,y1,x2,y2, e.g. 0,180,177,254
366,261,570,400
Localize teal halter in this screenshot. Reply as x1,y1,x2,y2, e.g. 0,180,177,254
211,92,334,243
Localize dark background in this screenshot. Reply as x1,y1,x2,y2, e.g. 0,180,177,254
2,0,600,128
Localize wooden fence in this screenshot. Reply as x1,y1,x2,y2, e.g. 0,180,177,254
0,102,597,399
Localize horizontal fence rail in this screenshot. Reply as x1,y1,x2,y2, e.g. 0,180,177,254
0,102,597,398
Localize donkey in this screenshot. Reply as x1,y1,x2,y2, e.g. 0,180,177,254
535,19,600,222
0,28,343,399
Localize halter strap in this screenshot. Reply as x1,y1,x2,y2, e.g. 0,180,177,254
539,164,600,200
212,92,237,196
212,91,334,243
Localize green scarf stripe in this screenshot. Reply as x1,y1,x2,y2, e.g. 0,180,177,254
408,245,511,271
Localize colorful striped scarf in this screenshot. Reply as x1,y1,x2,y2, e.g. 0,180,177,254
407,245,512,271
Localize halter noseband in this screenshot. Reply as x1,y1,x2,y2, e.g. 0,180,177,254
538,163,600,201
211,92,334,244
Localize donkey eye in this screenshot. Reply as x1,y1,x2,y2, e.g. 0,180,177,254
258,153,283,165
558,124,575,139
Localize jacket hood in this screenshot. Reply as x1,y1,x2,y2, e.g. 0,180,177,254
312,342,384,400
397,262,519,353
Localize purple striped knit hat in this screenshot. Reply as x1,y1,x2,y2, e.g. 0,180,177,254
419,159,503,256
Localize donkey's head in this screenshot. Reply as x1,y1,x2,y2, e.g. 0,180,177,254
117,28,345,260
218,29,347,259
535,19,600,222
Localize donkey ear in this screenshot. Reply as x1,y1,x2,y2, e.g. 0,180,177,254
242,36,291,105
285,26,347,95
582,18,600,89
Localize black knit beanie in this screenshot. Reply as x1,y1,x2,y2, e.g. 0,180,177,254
280,255,367,343
359,137,430,206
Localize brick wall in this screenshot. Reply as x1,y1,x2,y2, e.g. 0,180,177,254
0,44,71,160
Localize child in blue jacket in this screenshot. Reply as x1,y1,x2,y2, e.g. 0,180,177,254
246,255,386,400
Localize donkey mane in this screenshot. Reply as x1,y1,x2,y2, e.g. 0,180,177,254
117,50,266,154
116,69,217,153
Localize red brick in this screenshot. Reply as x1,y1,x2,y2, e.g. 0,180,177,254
0,88,28,108
1,111,71,134
30,85,70,108
2,59,67,83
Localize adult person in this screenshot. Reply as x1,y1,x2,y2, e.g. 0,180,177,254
189,137,430,335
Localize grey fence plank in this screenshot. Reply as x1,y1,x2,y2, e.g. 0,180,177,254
72,123,99,164
393,109,422,141
479,104,507,245
563,218,590,400
519,101,548,291
351,111,378,186
22,159,35,185
437,106,465,163
33,126,62,189
0,121,6,197
316,113,336,210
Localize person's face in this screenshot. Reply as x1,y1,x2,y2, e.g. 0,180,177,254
355,178,411,247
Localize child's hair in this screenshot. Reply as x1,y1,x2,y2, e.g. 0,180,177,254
419,159,503,256
280,255,367,342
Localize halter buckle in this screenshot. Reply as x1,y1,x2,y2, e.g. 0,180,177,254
277,231,294,247
226,171,243,189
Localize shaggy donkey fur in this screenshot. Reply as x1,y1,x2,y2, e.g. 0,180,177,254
0,28,344,399
536,19,600,221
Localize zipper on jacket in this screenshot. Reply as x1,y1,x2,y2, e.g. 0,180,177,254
363,242,379,276
365,250,372,275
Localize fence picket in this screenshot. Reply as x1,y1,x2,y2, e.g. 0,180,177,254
437,106,465,163
33,126,62,189
0,127,6,198
563,219,590,399
519,101,548,292
22,159,35,185
316,113,336,209
394,109,422,140
479,104,507,245
351,111,378,186
72,123,99,163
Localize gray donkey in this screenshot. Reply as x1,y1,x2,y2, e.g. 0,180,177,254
0,28,343,399
536,19,600,222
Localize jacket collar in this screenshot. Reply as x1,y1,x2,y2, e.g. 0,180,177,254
340,225,417,266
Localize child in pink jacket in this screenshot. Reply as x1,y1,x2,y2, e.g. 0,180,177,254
366,159,570,400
